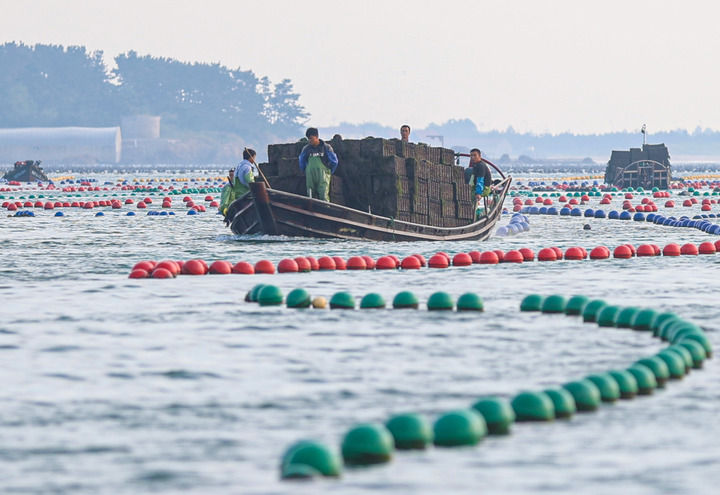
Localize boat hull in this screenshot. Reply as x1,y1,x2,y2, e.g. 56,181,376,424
225,176,511,242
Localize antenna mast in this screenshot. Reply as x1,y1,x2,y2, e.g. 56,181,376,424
641,124,647,146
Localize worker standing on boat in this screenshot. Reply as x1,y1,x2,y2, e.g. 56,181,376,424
466,148,492,218
400,124,411,142
299,128,338,202
232,148,258,198
468,148,492,200
219,168,235,216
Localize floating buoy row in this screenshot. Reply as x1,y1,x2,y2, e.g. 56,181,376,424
127,240,720,279
243,285,485,311
279,296,711,480
496,213,530,237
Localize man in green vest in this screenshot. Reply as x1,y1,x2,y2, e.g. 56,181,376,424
298,128,339,201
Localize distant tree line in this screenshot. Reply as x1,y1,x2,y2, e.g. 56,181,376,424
0,42,308,142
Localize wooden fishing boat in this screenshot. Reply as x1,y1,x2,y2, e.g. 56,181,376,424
224,158,511,241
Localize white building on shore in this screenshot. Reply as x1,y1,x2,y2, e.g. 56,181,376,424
0,127,122,164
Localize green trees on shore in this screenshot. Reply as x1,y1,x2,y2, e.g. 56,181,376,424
0,42,308,142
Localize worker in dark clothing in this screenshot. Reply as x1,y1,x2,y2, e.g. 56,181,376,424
468,148,492,200
298,127,338,202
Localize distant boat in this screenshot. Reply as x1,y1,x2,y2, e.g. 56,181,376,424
2,160,49,182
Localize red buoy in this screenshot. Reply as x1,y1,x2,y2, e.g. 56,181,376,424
452,252,473,266
625,244,636,256
208,260,232,274
428,254,449,268
636,244,655,257
701,204,711,211
388,255,401,267
182,259,206,275
362,255,376,269
306,256,320,270
436,252,451,263
128,269,149,279
613,245,632,259
293,257,310,272
503,250,523,263
347,256,367,270
551,247,563,259
479,251,499,264
232,261,255,274
136,201,146,209
537,248,557,261
332,256,347,270
254,259,276,274
317,256,336,270
493,250,505,262
133,260,156,272
277,258,299,273
564,247,584,260
401,256,422,269
662,243,681,256
699,241,717,254
651,244,661,256
519,248,535,261
680,243,698,255
468,251,482,263
155,260,180,276
376,255,397,269
151,267,174,279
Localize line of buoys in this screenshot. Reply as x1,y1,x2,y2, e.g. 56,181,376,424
126,240,720,279
280,295,711,480
242,287,484,312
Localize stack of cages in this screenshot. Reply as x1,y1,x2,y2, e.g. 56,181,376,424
259,136,478,227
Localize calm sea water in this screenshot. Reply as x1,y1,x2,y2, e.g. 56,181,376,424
1,172,718,495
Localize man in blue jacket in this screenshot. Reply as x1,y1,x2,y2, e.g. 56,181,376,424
298,127,338,202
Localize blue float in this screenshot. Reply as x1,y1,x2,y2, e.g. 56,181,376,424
187,209,198,215
54,211,64,217
619,211,631,220
95,212,104,217
594,209,606,218
560,207,571,216
127,211,135,216
633,212,645,221
584,208,594,217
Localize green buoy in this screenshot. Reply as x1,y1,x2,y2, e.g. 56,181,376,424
433,409,487,447
677,340,706,368
562,380,601,411
607,370,638,399
249,283,267,302
635,357,670,387
427,291,454,311
330,291,355,309
281,440,342,478
565,295,590,315
341,423,394,465
286,288,311,308
656,351,686,379
596,305,621,327
258,285,283,306
385,413,433,449
626,365,657,395
360,292,386,309
457,293,484,311
543,388,576,418
676,333,713,358
471,397,515,434
582,299,607,323
393,291,419,309
631,308,658,330
585,373,620,402
657,317,682,341
541,295,566,314
665,320,702,341
520,294,544,312
510,391,554,421
651,312,679,336
614,306,640,328
665,345,693,371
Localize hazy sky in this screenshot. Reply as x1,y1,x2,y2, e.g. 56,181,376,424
2,0,719,134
